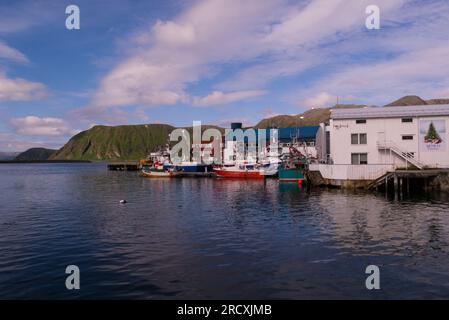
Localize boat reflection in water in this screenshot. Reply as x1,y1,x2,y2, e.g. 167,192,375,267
2,164,449,299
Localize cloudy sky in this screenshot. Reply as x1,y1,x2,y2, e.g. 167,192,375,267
1,0,449,151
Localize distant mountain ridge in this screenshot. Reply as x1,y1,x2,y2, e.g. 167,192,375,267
385,95,449,107
43,95,449,161
15,148,56,161
256,95,449,128
0,151,20,161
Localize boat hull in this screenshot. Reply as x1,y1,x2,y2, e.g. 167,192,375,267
213,169,264,179
141,167,179,178
171,163,213,177
278,167,305,182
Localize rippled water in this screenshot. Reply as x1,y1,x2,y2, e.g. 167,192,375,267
1,163,449,299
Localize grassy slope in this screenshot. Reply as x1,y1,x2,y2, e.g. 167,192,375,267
255,108,333,128
50,124,175,161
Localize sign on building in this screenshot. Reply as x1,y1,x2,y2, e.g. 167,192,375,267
420,120,446,152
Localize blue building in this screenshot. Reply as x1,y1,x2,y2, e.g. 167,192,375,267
226,122,319,145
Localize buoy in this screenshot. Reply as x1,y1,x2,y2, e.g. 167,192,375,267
120,200,127,204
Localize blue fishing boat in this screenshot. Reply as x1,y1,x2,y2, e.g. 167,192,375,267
173,162,214,176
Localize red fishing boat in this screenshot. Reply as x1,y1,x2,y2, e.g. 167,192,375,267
213,164,265,179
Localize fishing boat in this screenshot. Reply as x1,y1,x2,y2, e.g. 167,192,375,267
173,162,214,176
278,163,306,182
278,146,308,183
213,163,265,179
259,162,279,177
141,150,180,178
141,163,180,178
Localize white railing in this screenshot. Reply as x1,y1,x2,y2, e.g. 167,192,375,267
309,164,395,180
377,140,424,169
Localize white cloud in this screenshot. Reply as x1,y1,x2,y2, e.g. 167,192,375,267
76,0,449,123
88,0,406,110
0,132,63,152
153,20,196,46
10,116,77,137
303,92,337,108
87,0,285,112
0,41,28,63
0,72,47,102
301,43,449,106
193,90,265,107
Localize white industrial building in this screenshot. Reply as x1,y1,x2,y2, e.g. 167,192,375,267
311,104,449,186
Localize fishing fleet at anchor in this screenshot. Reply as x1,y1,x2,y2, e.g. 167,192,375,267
140,122,315,184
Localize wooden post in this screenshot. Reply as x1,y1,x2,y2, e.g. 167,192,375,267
394,174,398,200
385,175,388,195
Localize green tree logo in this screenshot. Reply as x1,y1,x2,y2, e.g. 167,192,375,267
424,122,442,144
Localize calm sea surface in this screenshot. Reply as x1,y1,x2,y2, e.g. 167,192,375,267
1,163,449,299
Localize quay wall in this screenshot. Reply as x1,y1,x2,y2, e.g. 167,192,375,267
308,164,394,189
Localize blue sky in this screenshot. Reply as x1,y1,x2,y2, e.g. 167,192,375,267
1,0,449,151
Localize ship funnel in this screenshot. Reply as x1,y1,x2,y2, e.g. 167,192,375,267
231,122,242,130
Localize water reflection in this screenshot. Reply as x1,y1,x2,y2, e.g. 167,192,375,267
0,164,449,299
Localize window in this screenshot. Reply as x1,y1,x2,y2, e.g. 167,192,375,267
351,133,367,144
356,119,367,124
402,135,414,140
360,153,368,165
402,118,413,123
351,153,368,165
351,153,358,164
359,133,367,144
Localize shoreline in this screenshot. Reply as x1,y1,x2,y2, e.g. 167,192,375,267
0,160,92,164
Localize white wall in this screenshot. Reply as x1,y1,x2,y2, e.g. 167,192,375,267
309,164,395,180
329,116,449,168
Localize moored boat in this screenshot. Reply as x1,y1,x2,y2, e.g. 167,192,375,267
173,162,213,176
278,145,308,183
278,165,305,182
213,163,265,179
141,164,180,178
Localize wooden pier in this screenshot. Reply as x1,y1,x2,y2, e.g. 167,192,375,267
107,161,141,171
368,169,449,198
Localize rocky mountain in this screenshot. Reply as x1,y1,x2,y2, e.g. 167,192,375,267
385,95,449,107
426,98,449,105
385,95,428,106
255,108,332,129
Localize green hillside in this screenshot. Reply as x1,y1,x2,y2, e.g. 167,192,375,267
15,148,56,161
48,95,449,161
385,95,428,106
50,124,175,161
255,108,332,128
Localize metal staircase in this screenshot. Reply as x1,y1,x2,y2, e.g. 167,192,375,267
377,140,424,169
367,171,395,190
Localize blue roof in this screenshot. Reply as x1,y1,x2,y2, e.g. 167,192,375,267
274,126,319,140
225,126,319,141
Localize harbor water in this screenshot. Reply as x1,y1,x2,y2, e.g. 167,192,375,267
1,163,449,299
